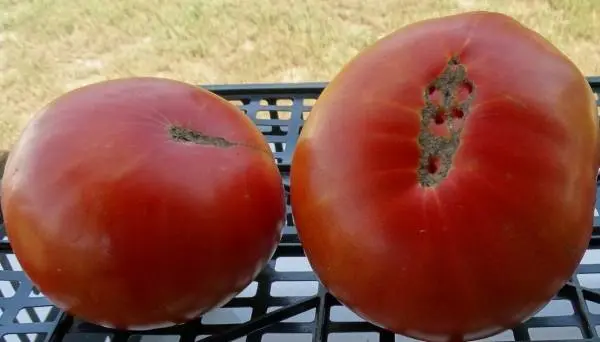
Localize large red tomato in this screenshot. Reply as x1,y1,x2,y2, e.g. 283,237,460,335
291,11,599,341
1,77,285,330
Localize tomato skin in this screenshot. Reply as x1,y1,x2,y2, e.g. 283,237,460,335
1,77,285,329
291,11,599,341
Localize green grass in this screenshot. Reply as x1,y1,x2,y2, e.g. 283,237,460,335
1,0,599,151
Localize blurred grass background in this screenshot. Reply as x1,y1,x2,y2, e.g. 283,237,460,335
1,0,600,151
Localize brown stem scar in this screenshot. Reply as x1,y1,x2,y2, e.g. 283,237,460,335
417,56,476,187
168,125,236,147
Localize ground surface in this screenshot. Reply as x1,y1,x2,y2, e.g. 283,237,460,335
1,0,599,151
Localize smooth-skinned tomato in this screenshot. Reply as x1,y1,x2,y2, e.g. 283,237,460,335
291,11,599,341
1,77,285,330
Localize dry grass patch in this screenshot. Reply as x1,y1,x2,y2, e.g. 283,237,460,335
1,0,599,150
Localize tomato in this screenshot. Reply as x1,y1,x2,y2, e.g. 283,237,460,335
291,11,599,341
1,77,285,330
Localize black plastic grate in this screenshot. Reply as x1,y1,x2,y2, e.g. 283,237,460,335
0,78,600,342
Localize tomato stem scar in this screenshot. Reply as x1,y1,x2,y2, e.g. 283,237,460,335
168,125,236,147
417,56,475,187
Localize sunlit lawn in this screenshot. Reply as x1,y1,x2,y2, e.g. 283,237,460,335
2,0,599,152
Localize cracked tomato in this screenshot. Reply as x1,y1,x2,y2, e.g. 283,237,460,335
1,77,285,330
291,11,599,341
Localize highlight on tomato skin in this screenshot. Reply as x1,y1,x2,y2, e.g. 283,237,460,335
291,11,599,342
0,77,287,330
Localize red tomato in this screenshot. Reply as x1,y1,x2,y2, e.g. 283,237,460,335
1,77,285,330
291,11,599,341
